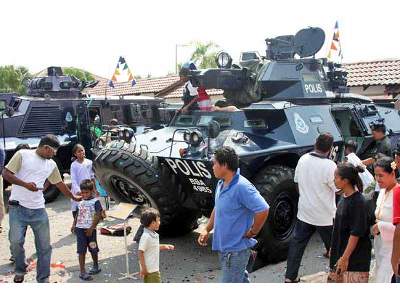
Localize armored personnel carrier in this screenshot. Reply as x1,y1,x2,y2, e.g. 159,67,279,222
93,27,400,264
0,67,166,202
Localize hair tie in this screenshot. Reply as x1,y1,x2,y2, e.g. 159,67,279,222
391,161,397,171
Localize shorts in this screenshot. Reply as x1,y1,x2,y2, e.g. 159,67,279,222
144,271,161,283
75,227,99,254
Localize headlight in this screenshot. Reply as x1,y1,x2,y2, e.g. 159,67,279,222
216,51,232,69
190,130,203,147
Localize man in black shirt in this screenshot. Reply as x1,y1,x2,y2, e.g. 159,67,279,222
362,123,392,166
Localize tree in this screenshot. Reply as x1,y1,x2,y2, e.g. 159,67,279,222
0,65,32,95
63,67,95,82
190,41,219,69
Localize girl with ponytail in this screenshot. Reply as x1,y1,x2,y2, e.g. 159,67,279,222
328,163,372,283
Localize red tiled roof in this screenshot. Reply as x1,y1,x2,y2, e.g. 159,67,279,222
84,75,181,97
344,60,400,86
83,59,400,98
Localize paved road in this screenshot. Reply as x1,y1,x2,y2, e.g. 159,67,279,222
0,195,328,283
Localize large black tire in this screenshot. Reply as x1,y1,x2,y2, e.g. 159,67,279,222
93,141,200,236
44,185,61,203
253,165,298,263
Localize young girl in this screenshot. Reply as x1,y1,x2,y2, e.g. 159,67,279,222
372,157,398,282
70,144,97,231
328,162,372,283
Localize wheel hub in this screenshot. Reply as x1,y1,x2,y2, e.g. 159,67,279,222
272,192,295,240
110,175,151,206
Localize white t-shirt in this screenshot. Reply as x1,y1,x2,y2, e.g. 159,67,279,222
183,81,198,97
6,149,62,209
294,153,337,226
138,228,160,273
345,152,375,192
70,159,94,210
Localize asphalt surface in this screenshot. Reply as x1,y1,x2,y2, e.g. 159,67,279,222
0,194,329,283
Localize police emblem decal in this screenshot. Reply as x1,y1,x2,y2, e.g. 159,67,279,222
294,113,309,134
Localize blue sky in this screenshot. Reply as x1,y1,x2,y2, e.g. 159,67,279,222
1,0,399,78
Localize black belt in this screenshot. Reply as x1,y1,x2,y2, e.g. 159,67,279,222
8,200,20,206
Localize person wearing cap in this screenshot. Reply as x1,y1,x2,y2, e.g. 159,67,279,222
2,134,81,283
179,62,201,113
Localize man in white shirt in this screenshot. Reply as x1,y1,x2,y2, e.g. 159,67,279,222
2,135,80,283
285,133,337,282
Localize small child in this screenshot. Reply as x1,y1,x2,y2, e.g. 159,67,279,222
72,179,103,281
136,208,174,283
70,144,97,232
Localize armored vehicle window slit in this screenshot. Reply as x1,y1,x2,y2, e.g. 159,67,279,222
309,116,323,124
175,115,196,126
197,116,231,127
244,119,267,128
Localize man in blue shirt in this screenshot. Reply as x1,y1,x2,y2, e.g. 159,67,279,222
198,146,269,283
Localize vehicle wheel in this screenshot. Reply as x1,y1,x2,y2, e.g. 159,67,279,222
44,184,61,203
93,141,200,236
253,165,298,263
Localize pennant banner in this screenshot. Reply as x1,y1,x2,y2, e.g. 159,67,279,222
108,56,136,88
327,21,343,62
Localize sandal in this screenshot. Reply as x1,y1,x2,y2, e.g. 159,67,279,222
284,278,300,283
13,274,24,283
79,273,93,281
88,267,101,275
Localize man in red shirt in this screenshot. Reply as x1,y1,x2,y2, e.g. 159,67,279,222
392,185,400,282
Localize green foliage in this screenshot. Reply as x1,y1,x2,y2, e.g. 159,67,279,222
0,65,32,95
63,67,95,81
190,41,219,69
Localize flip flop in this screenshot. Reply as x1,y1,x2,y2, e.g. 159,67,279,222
88,267,101,275
284,278,300,283
79,273,93,281
13,275,24,283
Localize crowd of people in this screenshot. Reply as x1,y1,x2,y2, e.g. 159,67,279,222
1,124,400,284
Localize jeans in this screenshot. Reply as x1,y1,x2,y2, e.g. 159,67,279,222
285,218,333,281
218,248,251,283
9,205,52,283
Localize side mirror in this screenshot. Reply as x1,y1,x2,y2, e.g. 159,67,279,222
208,120,221,139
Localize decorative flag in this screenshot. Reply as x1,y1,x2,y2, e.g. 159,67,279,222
108,56,137,88
327,21,343,62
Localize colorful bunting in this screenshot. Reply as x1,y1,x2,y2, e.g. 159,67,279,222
108,56,136,88
327,21,343,62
